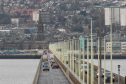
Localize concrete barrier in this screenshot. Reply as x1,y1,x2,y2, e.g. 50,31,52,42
69,71,81,84
54,56,81,84
114,73,125,84
32,56,43,84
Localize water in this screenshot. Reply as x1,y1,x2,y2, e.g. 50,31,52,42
0,59,39,84
93,59,126,77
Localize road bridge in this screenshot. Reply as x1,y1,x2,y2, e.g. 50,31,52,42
37,52,70,84
32,39,126,84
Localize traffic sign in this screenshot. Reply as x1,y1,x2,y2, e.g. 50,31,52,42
79,36,85,49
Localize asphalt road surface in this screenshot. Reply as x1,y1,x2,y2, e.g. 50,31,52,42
38,50,70,84
38,67,70,84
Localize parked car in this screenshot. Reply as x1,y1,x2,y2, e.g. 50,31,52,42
42,61,50,71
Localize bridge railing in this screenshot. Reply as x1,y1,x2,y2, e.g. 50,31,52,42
54,55,81,84
49,39,126,84
32,55,42,84
49,40,87,84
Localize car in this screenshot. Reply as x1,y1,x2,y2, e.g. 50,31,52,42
50,59,56,66
42,62,50,71
103,71,115,82
52,63,59,69
42,55,48,62
96,70,115,82
96,69,104,78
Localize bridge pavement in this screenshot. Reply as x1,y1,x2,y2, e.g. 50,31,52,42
38,68,70,84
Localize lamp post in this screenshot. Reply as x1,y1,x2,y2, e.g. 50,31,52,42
110,7,113,84
96,28,102,84
73,38,75,73
78,38,81,81
86,17,94,84
86,37,89,84
71,37,76,73
82,37,85,84
74,38,77,75
69,39,72,70
103,36,106,84
118,65,121,84
90,17,94,84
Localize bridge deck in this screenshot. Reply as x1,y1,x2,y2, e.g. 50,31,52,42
38,68,70,84
38,51,70,84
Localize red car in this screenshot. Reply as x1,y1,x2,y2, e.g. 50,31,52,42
52,63,59,69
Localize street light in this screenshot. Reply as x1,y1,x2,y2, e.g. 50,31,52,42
72,38,75,73
77,38,81,81
96,27,104,84
87,17,94,84
118,65,121,84
103,36,106,84
85,17,94,84
90,17,94,84
86,37,90,84
70,39,72,70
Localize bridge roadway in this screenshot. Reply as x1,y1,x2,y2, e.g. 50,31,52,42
38,53,70,84
36,50,119,84
38,68,70,84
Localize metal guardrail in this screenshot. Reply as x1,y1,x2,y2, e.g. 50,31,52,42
33,56,43,84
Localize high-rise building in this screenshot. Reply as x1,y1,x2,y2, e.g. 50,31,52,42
37,11,44,41
105,8,120,25
120,8,126,26
105,8,126,26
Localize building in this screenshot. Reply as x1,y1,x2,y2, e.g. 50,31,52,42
103,0,126,26
121,42,126,54
37,12,44,41
106,42,121,54
120,8,126,26
40,10,51,24
105,8,120,26
32,10,39,22
11,18,19,25
106,41,126,55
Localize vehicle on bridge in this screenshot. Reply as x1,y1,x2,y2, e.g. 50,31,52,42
52,63,59,69
104,71,115,82
96,69,115,82
42,61,50,71
42,54,48,62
